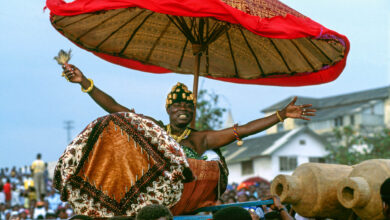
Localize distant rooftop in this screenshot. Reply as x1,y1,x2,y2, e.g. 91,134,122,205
261,86,390,121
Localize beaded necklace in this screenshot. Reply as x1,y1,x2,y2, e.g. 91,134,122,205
167,124,191,143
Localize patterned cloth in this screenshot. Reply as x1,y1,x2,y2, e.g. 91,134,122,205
182,146,207,160
54,112,193,217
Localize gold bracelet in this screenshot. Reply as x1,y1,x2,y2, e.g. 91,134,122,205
276,110,284,122
81,78,94,93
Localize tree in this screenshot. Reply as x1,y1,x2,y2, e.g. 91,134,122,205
362,128,390,159
195,89,227,131
326,126,390,165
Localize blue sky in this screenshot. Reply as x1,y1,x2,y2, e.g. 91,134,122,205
0,0,389,168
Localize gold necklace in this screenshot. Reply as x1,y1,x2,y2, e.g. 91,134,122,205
167,124,191,143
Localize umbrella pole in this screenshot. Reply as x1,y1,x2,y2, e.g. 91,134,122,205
191,53,201,128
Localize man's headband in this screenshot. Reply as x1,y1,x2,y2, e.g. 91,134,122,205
166,82,195,109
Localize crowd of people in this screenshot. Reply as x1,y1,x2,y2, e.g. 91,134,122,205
0,155,291,220
0,154,73,220
1,153,389,220
0,154,283,220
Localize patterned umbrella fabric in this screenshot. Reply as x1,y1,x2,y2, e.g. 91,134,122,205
46,0,349,87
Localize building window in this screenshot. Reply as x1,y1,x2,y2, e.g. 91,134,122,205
334,116,343,127
350,115,355,125
277,123,284,132
309,157,326,163
299,140,306,145
241,160,254,175
279,156,297,171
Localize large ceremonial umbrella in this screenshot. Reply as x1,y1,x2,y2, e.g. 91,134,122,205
46,0,349,125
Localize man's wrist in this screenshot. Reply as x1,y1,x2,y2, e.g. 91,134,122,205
280,109,287,120
80,76,89,87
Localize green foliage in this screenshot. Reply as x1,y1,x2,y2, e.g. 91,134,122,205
362,128,390,159
326,126,390,165
195,89,226,131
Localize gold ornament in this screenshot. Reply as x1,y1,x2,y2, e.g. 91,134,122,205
276,110,284,122
81,78,94,93
167,124,191,143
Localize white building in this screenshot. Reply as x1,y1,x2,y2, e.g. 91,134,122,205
222,127,329,183
262,86,390,139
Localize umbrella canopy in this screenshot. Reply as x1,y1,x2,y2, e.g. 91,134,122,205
46,0,349,87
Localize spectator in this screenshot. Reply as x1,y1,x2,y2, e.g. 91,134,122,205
33,201,47,219
213,206,252,220
23,174,34,191
4,210,11,220
27,187,37,209
11,184,21,207
264,195,294,220
136,204,173,220
56,207,68,219
248,185,258,198
18,168,23,177
237,191,249,203
381,178,390,219
226,197,237,204
4,168,10,178
9,172,19,185
65,203,74,217
47,189,61,211
9,211,19,220
19,209,28,220
45,211,57,219
31,154,46,201
0,185,5,205
0,203,5,220
44,163,50,191
3,179,11,205
21,166,30,177
16,184,25,208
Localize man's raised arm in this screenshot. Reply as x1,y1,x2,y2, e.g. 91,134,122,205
62,64,131,113
201,97,316,152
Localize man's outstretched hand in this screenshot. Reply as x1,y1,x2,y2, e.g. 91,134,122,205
62,64,84,84
283,96,316,121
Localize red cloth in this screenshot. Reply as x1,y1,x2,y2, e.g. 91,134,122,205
3,183,11,201
170,158,220,215
45,0,350,86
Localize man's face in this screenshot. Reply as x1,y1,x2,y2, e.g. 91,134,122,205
167,102,194,127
